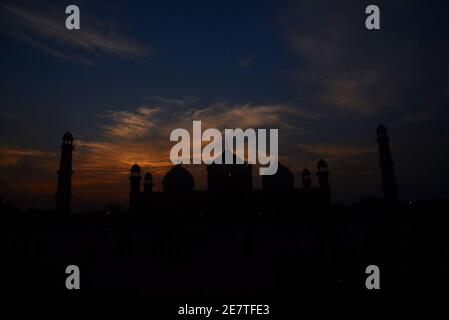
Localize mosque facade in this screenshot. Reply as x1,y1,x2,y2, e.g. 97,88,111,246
53,125,398,215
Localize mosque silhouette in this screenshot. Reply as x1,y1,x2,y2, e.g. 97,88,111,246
2,125,448,301
52,125,398,216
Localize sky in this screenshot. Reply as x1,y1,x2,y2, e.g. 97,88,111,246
1,0,449,211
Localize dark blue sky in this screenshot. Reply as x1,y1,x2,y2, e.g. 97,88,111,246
1,0,449,210
1,0,294,142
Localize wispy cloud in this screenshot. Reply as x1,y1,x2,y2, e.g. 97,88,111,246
0,98,333,207
394,111,433,126
0,4,151,65
66,100,316,191
144,96,199,107
191,103,308,129
98,100,319,142
239,53,254,67
321,70,381,115
0,110,20,122
74,139,172,189
0,146,56,166
99,107,160,138
278,0,449,117
298,143,376,161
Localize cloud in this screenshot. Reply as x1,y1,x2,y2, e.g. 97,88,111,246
321,70,381,114
98,101,318,142
298,143,376,161
73,139,172,191
278,0,449,117
0,97,368,208
279,3,382,115
100,107,160,138
0,146,56,166
191,103,307,129
0,110,20,122
239,53,254,67
176,102,321,131
66,100,316,194
394,111,433,126
0,4,151,65
144,96,199,107
76,138,172,172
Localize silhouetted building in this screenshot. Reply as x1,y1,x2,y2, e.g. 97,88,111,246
55,132,74,214
317,158,331,205
163,164,194,192
262,162,294,192
144,172,153,194
207,151,252,193
124,156,332,215
301,168,312,190
129,163,142,213
376,124,399,204
128,165,156,214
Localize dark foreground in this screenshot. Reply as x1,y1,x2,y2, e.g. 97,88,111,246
1,202,448,311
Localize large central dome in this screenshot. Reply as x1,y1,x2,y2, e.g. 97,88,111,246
206,149,252,193
163,164,194,192
262,162,294,192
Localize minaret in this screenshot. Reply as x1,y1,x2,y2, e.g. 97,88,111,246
301,168,312,190
376,125,399,204
55,132,74,213
129,163,142,213
144,172,153,194
317,158,331,205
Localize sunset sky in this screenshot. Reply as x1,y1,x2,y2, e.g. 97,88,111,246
1,0,449,211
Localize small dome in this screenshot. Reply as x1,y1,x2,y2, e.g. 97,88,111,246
130,163,141,173
317,158,328,169
262,162,294,192
144,172,153,181
63,132,73,141
377,124,387,134
163,164,194,192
